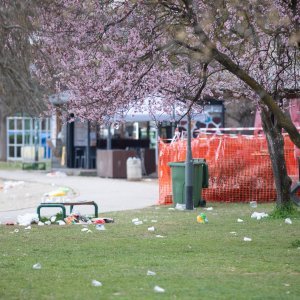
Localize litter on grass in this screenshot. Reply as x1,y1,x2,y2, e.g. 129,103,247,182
204,207,213,211
155,235,165,238
134,221,143,225
154,286,165,293
197,213,208,223
95,224,106,231
24,226,31,230
148,226,155,232
147,270,156,276
91,280,102,287
285,218,292,224
251,212,268,220
38,221,45,226
17,213,39,226
237,218,244,223
243,237,252,242
32,263,42,270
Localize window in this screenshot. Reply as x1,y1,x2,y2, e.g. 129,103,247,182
6,117,52,161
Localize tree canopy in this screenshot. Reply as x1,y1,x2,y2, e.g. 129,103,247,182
37,1,300,141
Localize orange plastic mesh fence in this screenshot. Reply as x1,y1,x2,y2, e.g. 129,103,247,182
158,133,298,204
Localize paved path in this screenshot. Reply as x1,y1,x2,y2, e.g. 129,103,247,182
0,170,158,222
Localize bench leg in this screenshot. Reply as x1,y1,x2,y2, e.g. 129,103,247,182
37,204,66,219
92,202,98,217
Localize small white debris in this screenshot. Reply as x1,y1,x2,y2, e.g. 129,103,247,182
243,237,252,242
230,232,237,235
204,207,213,211
87,230,93,233
285,218,292,225
284,283,290,287
50,216,56,223
14,229,19,233
81,228,89,232
148,226,155,232
24,226,31,230
132,218,139,223
91,280,102,287
151,220,158,223
147,270,156,276
154,285,165,293
134,221,143,225
168,208,175,211
32,263,42,270
95,224,106,231
155,235,165,238
251,212,268,220
237,218,244,223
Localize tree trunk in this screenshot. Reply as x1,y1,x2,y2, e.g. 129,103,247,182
260,108,292,209
0,105,7,161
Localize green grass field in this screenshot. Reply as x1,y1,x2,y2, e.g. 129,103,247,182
0,203,299,299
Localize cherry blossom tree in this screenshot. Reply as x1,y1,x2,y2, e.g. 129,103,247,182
36,0,300,211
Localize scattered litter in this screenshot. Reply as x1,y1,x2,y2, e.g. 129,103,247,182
87,230,93,233
168,207,175,211
155,235,165,238
17,213,39,226
91,280,102,287
154,285,165,293
38,221,45,226
133,221,143,225
95,224,106,231
148,226,155,232
284,283,290,287
93,218,105,224
45,221,51,225
32,263,42,270
285,218,292,225
14,229,19,233
249,201,258,208
175,203,185,211
197,213,208,223
237,218,244,223
24,226,31,230
230,232,237,235
243,237,252,242
56,220,66,226
251,212,268,220
151,220,158,223
132,218,139,223
147,270,156,276
204,207,213,211
81,228,89,232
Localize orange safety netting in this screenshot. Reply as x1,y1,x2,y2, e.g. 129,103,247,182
158,133,298,204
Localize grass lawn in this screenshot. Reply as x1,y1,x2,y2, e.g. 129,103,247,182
0,203,299,300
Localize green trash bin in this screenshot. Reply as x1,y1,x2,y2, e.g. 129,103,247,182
168,159,209,207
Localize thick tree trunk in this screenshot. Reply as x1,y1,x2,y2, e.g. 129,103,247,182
260,108,292,209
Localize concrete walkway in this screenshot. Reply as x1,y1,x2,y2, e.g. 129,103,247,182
0,170,158,222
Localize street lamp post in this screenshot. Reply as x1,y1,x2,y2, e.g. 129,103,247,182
185,113,194,210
